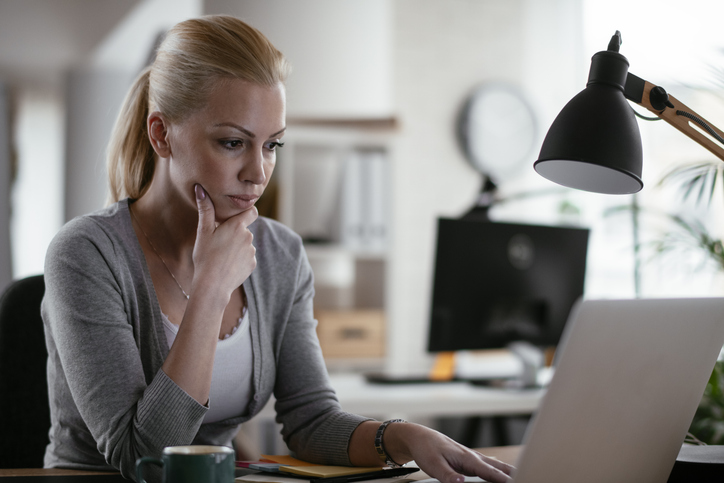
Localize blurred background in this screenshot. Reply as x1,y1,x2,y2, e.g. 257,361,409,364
1,0,724,379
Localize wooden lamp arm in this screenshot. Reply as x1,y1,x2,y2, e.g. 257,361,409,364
624,72,724,163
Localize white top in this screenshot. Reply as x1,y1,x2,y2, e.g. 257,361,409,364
161,309,254,423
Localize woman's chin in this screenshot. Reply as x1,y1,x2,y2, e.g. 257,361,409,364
214,207,255,224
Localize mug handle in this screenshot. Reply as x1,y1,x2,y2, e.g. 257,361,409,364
136,456,164,483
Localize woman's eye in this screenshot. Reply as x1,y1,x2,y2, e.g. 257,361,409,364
221,140,243,150
266,141,285,151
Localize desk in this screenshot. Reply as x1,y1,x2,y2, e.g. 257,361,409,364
258,373,544,420
0,446,522,481
250,374,542,453
0,469,125,482
1,375,540,478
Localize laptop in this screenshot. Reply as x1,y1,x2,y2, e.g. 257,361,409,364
438,297,724,483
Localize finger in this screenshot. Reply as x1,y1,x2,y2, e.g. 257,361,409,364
226,204,259,228
432,462,466,483
241,205,259,227
426,455,472,483
444,453,512,483
464,460,512,483
195,184,215,234
476,453,515,476
436,467,510,483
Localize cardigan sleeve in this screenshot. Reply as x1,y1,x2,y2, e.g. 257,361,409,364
42,218,207,480
271,248,372,465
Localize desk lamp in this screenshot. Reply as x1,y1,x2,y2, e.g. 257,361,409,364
534,33,724,476
534,31,724,194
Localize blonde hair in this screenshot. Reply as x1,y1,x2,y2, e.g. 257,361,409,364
107,15,290,203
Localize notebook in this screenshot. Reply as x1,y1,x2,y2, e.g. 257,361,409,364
236,454,418,483
430,297,724,483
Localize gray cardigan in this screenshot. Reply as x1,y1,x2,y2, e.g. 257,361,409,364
41,199,369,480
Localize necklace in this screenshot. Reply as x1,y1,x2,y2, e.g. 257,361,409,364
130,206,190,300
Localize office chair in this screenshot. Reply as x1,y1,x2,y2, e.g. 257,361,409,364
0,274,49,468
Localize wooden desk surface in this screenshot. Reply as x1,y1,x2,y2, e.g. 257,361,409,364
0,446,522,479
0,469,125,482
475,445,521,466
0,469,118,477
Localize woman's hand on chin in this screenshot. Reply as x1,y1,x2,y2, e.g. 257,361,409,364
191,183,258,301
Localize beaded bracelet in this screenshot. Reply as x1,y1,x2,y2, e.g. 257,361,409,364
374,419,407,468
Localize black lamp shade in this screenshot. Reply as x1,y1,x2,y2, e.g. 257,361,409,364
534,51,644,194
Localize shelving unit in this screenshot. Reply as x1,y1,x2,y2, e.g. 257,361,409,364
272,121,397,370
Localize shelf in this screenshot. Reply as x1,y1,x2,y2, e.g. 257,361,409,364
303,243,387,261
272,122,392,367
287,117,399,131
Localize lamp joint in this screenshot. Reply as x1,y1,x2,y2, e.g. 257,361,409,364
649,86,675,111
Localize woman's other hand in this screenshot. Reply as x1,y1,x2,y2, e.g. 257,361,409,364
350,421,514,483
192,183,258,300
393,424,513,483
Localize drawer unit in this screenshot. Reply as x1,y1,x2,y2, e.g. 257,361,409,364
316,309,385,359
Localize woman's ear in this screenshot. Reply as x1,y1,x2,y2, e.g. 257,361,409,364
148,111,172,158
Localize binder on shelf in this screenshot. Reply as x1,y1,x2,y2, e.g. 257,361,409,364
339,148,389,252
340,150,365,249
365,149,388,252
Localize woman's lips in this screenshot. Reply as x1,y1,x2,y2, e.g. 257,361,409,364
227,194,259,211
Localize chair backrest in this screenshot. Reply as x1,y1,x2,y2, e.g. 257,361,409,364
0,275,49,468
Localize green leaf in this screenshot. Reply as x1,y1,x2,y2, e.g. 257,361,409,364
659,161,722,208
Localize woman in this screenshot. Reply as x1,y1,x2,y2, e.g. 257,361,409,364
41,15,513,483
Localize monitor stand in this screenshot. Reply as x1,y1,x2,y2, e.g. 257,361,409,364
507,341,545,387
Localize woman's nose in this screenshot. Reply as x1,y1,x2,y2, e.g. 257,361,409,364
240,150,266,185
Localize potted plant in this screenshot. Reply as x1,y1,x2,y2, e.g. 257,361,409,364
652,160,724,444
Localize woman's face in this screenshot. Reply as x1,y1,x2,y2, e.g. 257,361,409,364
165,78,286,222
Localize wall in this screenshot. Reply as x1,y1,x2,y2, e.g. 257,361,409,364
388,0,525,374
386,0,585,374
10,88,64,280
204,0,393,120
63,68,134,220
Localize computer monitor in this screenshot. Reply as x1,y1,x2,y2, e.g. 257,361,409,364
427,218,589,352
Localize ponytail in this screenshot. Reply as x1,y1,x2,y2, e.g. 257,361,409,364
106,67,156,204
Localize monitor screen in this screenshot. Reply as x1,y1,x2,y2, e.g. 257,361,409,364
427,218,589,352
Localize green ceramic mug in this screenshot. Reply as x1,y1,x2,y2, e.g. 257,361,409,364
136,445,235,483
